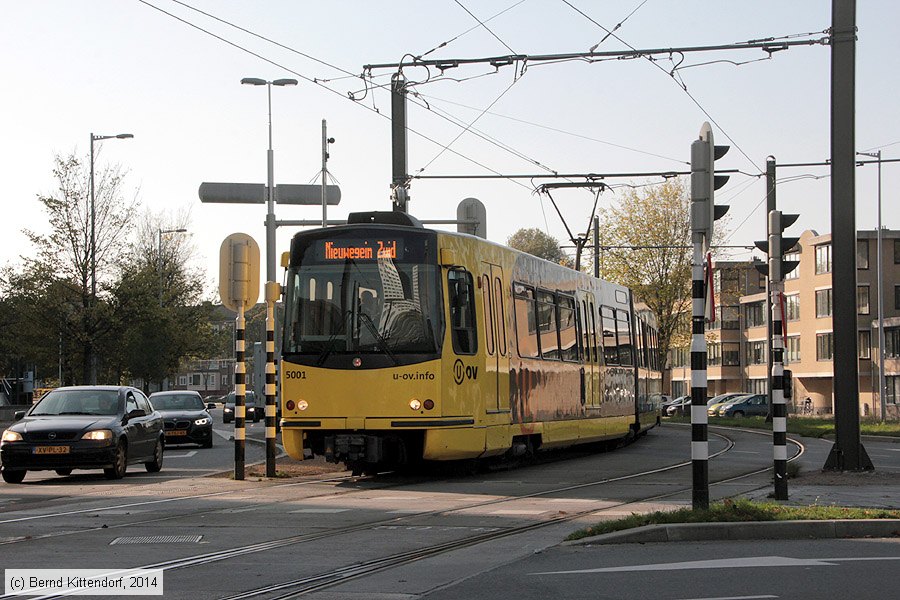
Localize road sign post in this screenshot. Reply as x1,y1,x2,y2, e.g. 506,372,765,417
220,234,260,481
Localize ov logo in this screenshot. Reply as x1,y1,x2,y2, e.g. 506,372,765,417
453,359,478,385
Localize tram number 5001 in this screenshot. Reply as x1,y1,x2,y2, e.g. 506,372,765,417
285,371,307,380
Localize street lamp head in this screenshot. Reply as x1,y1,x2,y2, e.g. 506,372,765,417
116,133,134,139
272,78,298,87
241,77,267,86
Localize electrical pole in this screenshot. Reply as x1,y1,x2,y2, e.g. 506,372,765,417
391,72,409,212
824,0,873,471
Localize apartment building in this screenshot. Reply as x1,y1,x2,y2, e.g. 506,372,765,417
671,228,900,417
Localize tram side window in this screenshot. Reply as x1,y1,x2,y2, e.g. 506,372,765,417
448,269,477,355
558,295,579,362
537,290,559,360
513,283,539,358
617,310,634,366
601,306,619,365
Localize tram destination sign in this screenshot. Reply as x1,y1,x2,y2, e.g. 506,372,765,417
316,238,403,261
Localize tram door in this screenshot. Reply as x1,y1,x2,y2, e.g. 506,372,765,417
481,263,509,412
581,295,599,408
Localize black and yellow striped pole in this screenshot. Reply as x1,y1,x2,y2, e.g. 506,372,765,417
219,233,260,483
265,281,280,477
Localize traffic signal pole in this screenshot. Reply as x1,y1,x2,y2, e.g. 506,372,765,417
689,123,729,510
768,210,789,500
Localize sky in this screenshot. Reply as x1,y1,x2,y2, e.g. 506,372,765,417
2,1,898,299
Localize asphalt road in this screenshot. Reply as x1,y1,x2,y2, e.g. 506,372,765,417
1,424,899,600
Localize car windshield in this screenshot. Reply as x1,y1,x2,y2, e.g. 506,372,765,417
151,394,204,411
31,390,120,416
225,393,255,407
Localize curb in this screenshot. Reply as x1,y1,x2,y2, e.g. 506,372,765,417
563,519,900,546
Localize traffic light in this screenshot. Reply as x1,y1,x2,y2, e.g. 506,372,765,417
754,210,800,281
691,122,730,246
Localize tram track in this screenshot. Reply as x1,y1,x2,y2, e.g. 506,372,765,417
0,427,802,600
2,427,800,600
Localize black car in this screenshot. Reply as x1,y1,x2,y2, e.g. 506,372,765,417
222,391,261,424
0,386,164,483
149,390,215,448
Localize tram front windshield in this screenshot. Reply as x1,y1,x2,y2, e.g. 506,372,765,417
283,230,443,366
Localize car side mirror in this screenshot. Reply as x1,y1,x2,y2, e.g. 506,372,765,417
206,403,216,410
14,411,25,421
125,408,146,420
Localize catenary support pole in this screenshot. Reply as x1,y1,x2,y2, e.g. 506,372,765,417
765,157,776,419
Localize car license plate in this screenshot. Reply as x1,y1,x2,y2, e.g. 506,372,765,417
34,446,70,455
168,430,188,436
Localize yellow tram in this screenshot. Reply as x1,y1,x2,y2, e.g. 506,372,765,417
278,211,662,471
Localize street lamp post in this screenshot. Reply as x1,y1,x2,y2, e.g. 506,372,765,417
858,150,885,420
88,132,133,384
240,77,297,282
158,227,188,306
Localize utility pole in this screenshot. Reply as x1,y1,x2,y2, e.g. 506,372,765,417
391,72,409,212
824,0,873,471
765,157,776,419
321,120,335,227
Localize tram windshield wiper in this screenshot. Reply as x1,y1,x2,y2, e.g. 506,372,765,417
359,311,398,366
315,311,350,367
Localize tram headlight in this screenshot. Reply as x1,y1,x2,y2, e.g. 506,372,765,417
409,399,421,411
297,400,308,411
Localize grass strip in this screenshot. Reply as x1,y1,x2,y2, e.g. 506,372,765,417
566,498,900,541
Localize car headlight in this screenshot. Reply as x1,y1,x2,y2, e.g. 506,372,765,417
1,430,23,442
194,417,211,426
224,408,233,413
82,429,113,441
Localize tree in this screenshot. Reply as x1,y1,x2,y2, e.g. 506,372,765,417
507,228,573,267
106,211,215,391
596,178,728,370
22,152,138,384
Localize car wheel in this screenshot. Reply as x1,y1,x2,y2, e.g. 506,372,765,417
733,411,744,418
104,441,128,479
55,469,73,476
224,415,232,424
1,469,26,484
145,439,164,473
202,437,213,449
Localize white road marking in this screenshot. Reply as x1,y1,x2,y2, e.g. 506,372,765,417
533,555,900,575
369,496,421,500
164,451,198,458
289,508,349,514
680,596,777,600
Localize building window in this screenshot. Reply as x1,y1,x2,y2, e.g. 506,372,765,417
707,342,721,366
859,330,871,360
191,374,202,386
857,285,870,315
887,375,900,404
178,376,187,386
857,239,869,270
815,289,833,318
895,240,900,264
744,302,766,328
720,305,740,330
746,340,766,365
785,294,800,321
886,327,900,359
816,332,834,361
784,251,800,280
896,285,900,311
815,244,832,274
722,342,741,367
748,378,768,394
786,336,801,363
207,374,217,387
